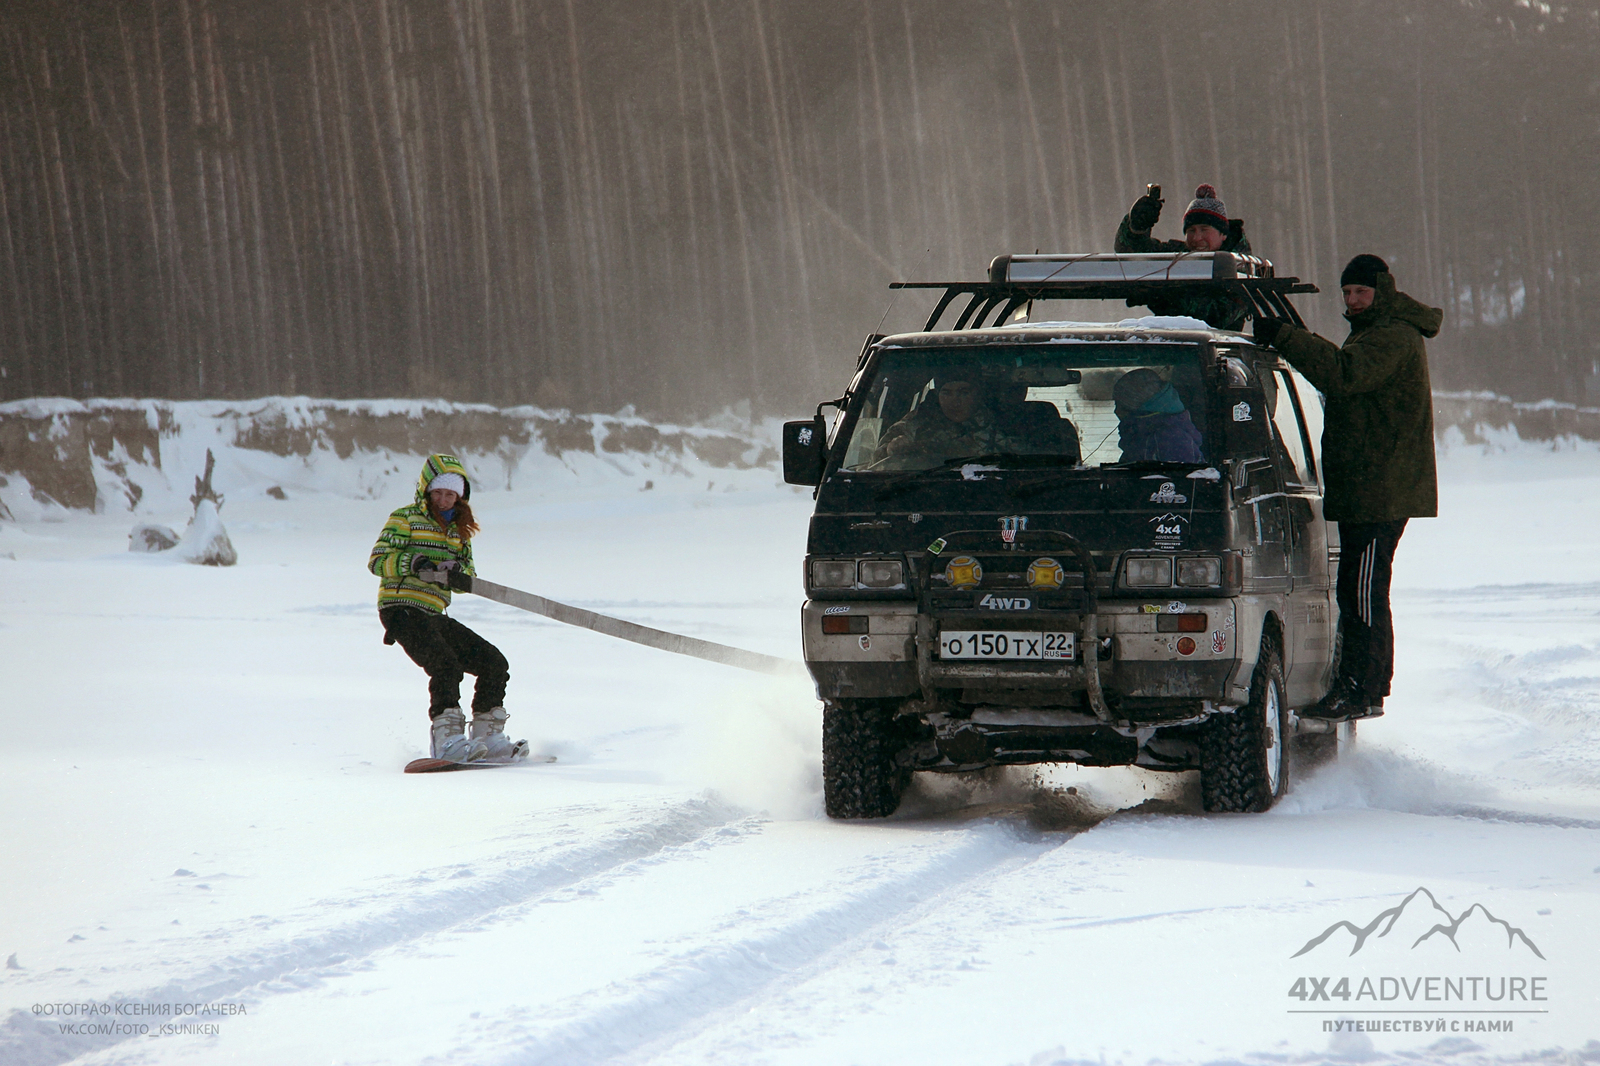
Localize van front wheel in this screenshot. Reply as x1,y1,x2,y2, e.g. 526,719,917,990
1201,639,1288,813
823,698,912,819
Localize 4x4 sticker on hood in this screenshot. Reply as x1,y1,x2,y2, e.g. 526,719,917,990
1150,512,1186,549
1149,481,1188,504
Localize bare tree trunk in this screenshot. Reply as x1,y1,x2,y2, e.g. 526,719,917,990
1314,5,1338,276
1005,0,1058,243
699,0,759,399
1097,29,1127,207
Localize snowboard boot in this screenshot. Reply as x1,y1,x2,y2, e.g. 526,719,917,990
430,708,489,763
1301,679,1380,722
470,707,529,762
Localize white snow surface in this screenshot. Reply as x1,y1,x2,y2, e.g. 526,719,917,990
2,427,1599,1065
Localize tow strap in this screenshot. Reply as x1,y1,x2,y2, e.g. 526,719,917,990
457,574,804,677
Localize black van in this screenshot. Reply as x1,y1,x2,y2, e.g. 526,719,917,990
783,253,1351,818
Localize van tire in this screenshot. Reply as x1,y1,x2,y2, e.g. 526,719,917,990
823,698,912,819
1201,640,1288,813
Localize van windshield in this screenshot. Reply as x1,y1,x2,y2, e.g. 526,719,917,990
839,343,1209,472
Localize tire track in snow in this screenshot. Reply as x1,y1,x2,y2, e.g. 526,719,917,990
1437,804,1600,830
471,822,1056,1066
0,797,742,1066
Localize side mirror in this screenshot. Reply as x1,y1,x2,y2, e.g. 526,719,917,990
782,416,827,486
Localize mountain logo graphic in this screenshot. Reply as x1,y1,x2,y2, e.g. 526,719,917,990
1292,887,1545,959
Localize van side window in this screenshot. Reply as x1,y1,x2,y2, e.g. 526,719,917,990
1288,371,1325,489
1268,368,1316,488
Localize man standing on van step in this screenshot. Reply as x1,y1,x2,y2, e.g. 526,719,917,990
1252,254,1442,721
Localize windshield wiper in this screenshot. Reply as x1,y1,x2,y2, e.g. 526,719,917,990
1007,466,1094,500
869,469,938,501
869,454,1080,501
1098,459,1202,470
939,453,1080,469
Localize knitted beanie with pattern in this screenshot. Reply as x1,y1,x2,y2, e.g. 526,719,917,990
1182,184,1228,232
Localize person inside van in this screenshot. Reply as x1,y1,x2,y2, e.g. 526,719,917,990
1112,368,1204,463
989,380,1081,463
872,375,1023,467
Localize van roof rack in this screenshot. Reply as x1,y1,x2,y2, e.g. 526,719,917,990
890,252,1318,332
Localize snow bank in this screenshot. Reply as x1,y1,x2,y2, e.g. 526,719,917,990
1433,390,1600,445
0,397,780,519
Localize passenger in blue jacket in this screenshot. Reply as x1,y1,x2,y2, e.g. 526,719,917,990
1113,369,1204,463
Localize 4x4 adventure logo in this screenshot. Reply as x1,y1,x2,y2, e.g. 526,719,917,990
1283,888,1549,1036
1292,887,1544,960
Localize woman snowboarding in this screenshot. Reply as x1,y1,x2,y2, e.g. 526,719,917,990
368,454,527,763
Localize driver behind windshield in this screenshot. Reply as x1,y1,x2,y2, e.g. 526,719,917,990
1113,368,1204,463
871,376,1024,468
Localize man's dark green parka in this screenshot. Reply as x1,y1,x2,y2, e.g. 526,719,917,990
1266,271,1441,523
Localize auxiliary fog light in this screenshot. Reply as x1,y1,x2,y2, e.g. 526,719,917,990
810,559,856,589
1124,557,1173,587
944,555,983,590
857,559,905,588
1026,557,1065,590
1176,556,1222,587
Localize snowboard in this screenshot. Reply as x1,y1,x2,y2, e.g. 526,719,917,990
404,754,557,774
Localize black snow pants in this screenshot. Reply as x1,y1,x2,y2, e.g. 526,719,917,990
380,606,509,717
1334,519,1408,703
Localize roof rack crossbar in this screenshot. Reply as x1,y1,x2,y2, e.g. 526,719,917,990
1271,289,1308,329
891,275,1318,333
922,287,963,332
951,292,989,330
993,296,1031,328
970,294,1009,330
1240,285,1275,322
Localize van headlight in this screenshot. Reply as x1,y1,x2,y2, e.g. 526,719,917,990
1124,557,1173,587
810,559,857,588
1176,557,1223,587
808,556,907,592
857,559,904,588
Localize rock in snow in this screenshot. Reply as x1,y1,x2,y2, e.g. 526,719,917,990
128,523,180,553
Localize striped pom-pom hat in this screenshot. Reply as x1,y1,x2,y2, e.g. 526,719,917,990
1182,184,1228,232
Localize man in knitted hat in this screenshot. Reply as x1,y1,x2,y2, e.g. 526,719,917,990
1252,255,1442,721
1114,183,1253,329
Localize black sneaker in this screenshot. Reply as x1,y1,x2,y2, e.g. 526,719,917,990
1348,699,1384,720
1300,684,1368,721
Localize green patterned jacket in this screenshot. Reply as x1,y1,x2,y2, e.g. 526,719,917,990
368,453,477,614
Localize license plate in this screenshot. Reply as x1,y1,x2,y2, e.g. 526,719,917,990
939,631,1075,660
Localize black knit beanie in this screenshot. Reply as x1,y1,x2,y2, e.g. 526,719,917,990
1340,254,1389,289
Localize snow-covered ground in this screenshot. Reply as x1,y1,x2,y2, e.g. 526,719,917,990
2,426,1598,1065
